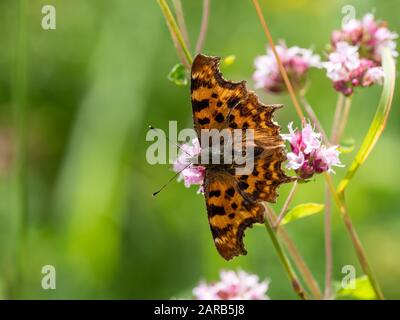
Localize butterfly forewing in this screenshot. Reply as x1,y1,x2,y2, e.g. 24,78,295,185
191,54,247,137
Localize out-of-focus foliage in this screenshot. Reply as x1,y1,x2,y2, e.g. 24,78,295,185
0,0,399,299
335,276,376,300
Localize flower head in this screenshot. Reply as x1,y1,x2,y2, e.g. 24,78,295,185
324,14,397,96
173,138,205,193
282,122,343,179
322,42,384,96
332,13,398,62
193,270,269,300
253,42,321,94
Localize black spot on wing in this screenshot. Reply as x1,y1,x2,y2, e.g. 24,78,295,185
239,181,249,190
208,204,226,217
198,117,210,125
209,190,221,198
215,113,224,123
227,97,240,109
226,187,235,197
211,224,232,238
191,79,212,92
192,99,210,112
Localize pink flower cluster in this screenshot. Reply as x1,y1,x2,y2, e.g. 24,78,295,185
173,138,205,193
323,13,397,96
193,270,269,300
253,42,321,93
332,13,398,62
282,122,342,179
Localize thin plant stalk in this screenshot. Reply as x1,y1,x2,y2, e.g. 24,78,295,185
267,206,322,299
323,185,333,299
166,22,190,69
325,173,384,300
321,94,346,299
297,91,334,298
172,0,191,51
331,94,344,143
264,205,307,300
277,226,322,299
252,0,305,120
158,0,193,65
298,89,335,300
195,0,210,54
337,97,352,142
274,180,298,228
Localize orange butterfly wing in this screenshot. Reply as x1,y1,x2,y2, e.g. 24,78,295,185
191,54,247,136
191,54,293,260
204,170,265,260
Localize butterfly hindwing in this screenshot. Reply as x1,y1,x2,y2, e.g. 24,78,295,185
237,149,294,203
204,170,264,260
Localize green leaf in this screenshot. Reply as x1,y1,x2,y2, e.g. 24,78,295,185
221,55,236,67
338,138,355,154
168,63,188,85
335,276,377,300
337,47,396,194
281,203,324,225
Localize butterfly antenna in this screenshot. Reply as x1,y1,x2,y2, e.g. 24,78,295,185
148,125,192,157
152,163,192,196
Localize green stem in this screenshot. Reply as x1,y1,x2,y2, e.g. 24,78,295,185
277,226,322,299
337,97,352,143
331,94,344,144
274,180,297,228
172,0,191,51
264,206,307,300
158,0,193,65
325,173,384,300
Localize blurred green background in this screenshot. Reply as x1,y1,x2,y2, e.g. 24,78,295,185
0,0,398,299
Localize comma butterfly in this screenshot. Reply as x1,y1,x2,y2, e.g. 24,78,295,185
191,54,293,260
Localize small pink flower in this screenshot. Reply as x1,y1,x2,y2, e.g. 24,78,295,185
286,152,304,170
253,42,321,94
281,122,321,155
322,42,361,82
193,270,269,300
173,138,205,193
282,122,343,179
362,66,384,86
